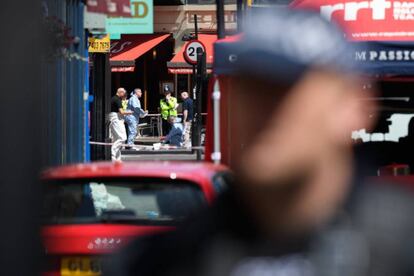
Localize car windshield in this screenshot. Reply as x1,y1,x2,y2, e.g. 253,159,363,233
43,178,207,225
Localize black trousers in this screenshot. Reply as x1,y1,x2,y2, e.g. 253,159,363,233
162,119,171,136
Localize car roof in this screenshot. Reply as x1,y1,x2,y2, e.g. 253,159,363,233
41,161,230,184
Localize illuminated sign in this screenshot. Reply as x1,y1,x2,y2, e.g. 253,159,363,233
88,34,111,53
106,0,153,38
87,0,131,17
291,0,414,41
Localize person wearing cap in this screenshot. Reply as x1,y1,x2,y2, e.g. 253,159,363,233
104,10,414,276
108,87,133,161
160,86,178,136
125,88,148,150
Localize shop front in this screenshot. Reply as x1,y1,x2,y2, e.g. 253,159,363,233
166,33,216,124
289,0,414,73
291,1,414,172
205,1,414,167
110,34,175,113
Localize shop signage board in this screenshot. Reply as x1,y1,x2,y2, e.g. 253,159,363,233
291,0,414,74
88,34,111,53
355,47,414,62
184,40,206,65
87,0,131,17
353,41,414,75
291,0,414,41
106,0,153,38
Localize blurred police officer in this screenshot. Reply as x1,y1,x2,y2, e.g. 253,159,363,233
105,10,414,276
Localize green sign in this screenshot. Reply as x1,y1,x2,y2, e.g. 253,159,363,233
111,33,121,40
106,0,153,38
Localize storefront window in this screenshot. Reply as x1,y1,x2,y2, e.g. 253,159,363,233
177,74,190,95
351,81,414,175
353,114,414,143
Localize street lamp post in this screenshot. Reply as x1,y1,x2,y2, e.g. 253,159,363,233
216,0,225,39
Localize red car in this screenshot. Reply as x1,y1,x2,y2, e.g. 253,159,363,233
41,161,231,276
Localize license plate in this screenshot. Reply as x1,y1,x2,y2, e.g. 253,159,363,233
61,257,101,276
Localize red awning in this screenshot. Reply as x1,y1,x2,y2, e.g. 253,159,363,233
167,34,217,74
110,34,171,72
87,0,131,17
291,0,414,41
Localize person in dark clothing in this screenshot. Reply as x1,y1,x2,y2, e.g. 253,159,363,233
104,10,414,276
181,91,194,148
108,88,132,161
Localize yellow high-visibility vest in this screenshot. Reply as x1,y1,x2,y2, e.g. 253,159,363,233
160,97,178,120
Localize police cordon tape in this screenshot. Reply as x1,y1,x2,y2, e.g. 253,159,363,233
89,141,205,151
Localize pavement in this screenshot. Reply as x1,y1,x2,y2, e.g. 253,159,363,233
118,136,205,161
122,152,202,161
121,147,204,161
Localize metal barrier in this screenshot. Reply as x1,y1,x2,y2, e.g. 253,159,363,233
89,141,205,151
141,113,208,136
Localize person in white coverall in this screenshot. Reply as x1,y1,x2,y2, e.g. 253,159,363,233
125,88,148,149
108,88,133,161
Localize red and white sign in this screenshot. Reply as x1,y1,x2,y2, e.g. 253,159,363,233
183,40,206,65
87,0,131,17
291,0,414,41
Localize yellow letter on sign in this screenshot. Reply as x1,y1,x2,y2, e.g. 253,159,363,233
131,2,148,18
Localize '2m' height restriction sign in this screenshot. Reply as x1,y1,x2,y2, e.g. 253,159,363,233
183,40,206,65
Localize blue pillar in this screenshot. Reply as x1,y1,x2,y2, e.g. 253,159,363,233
85,47,91,162
65,0,85,164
